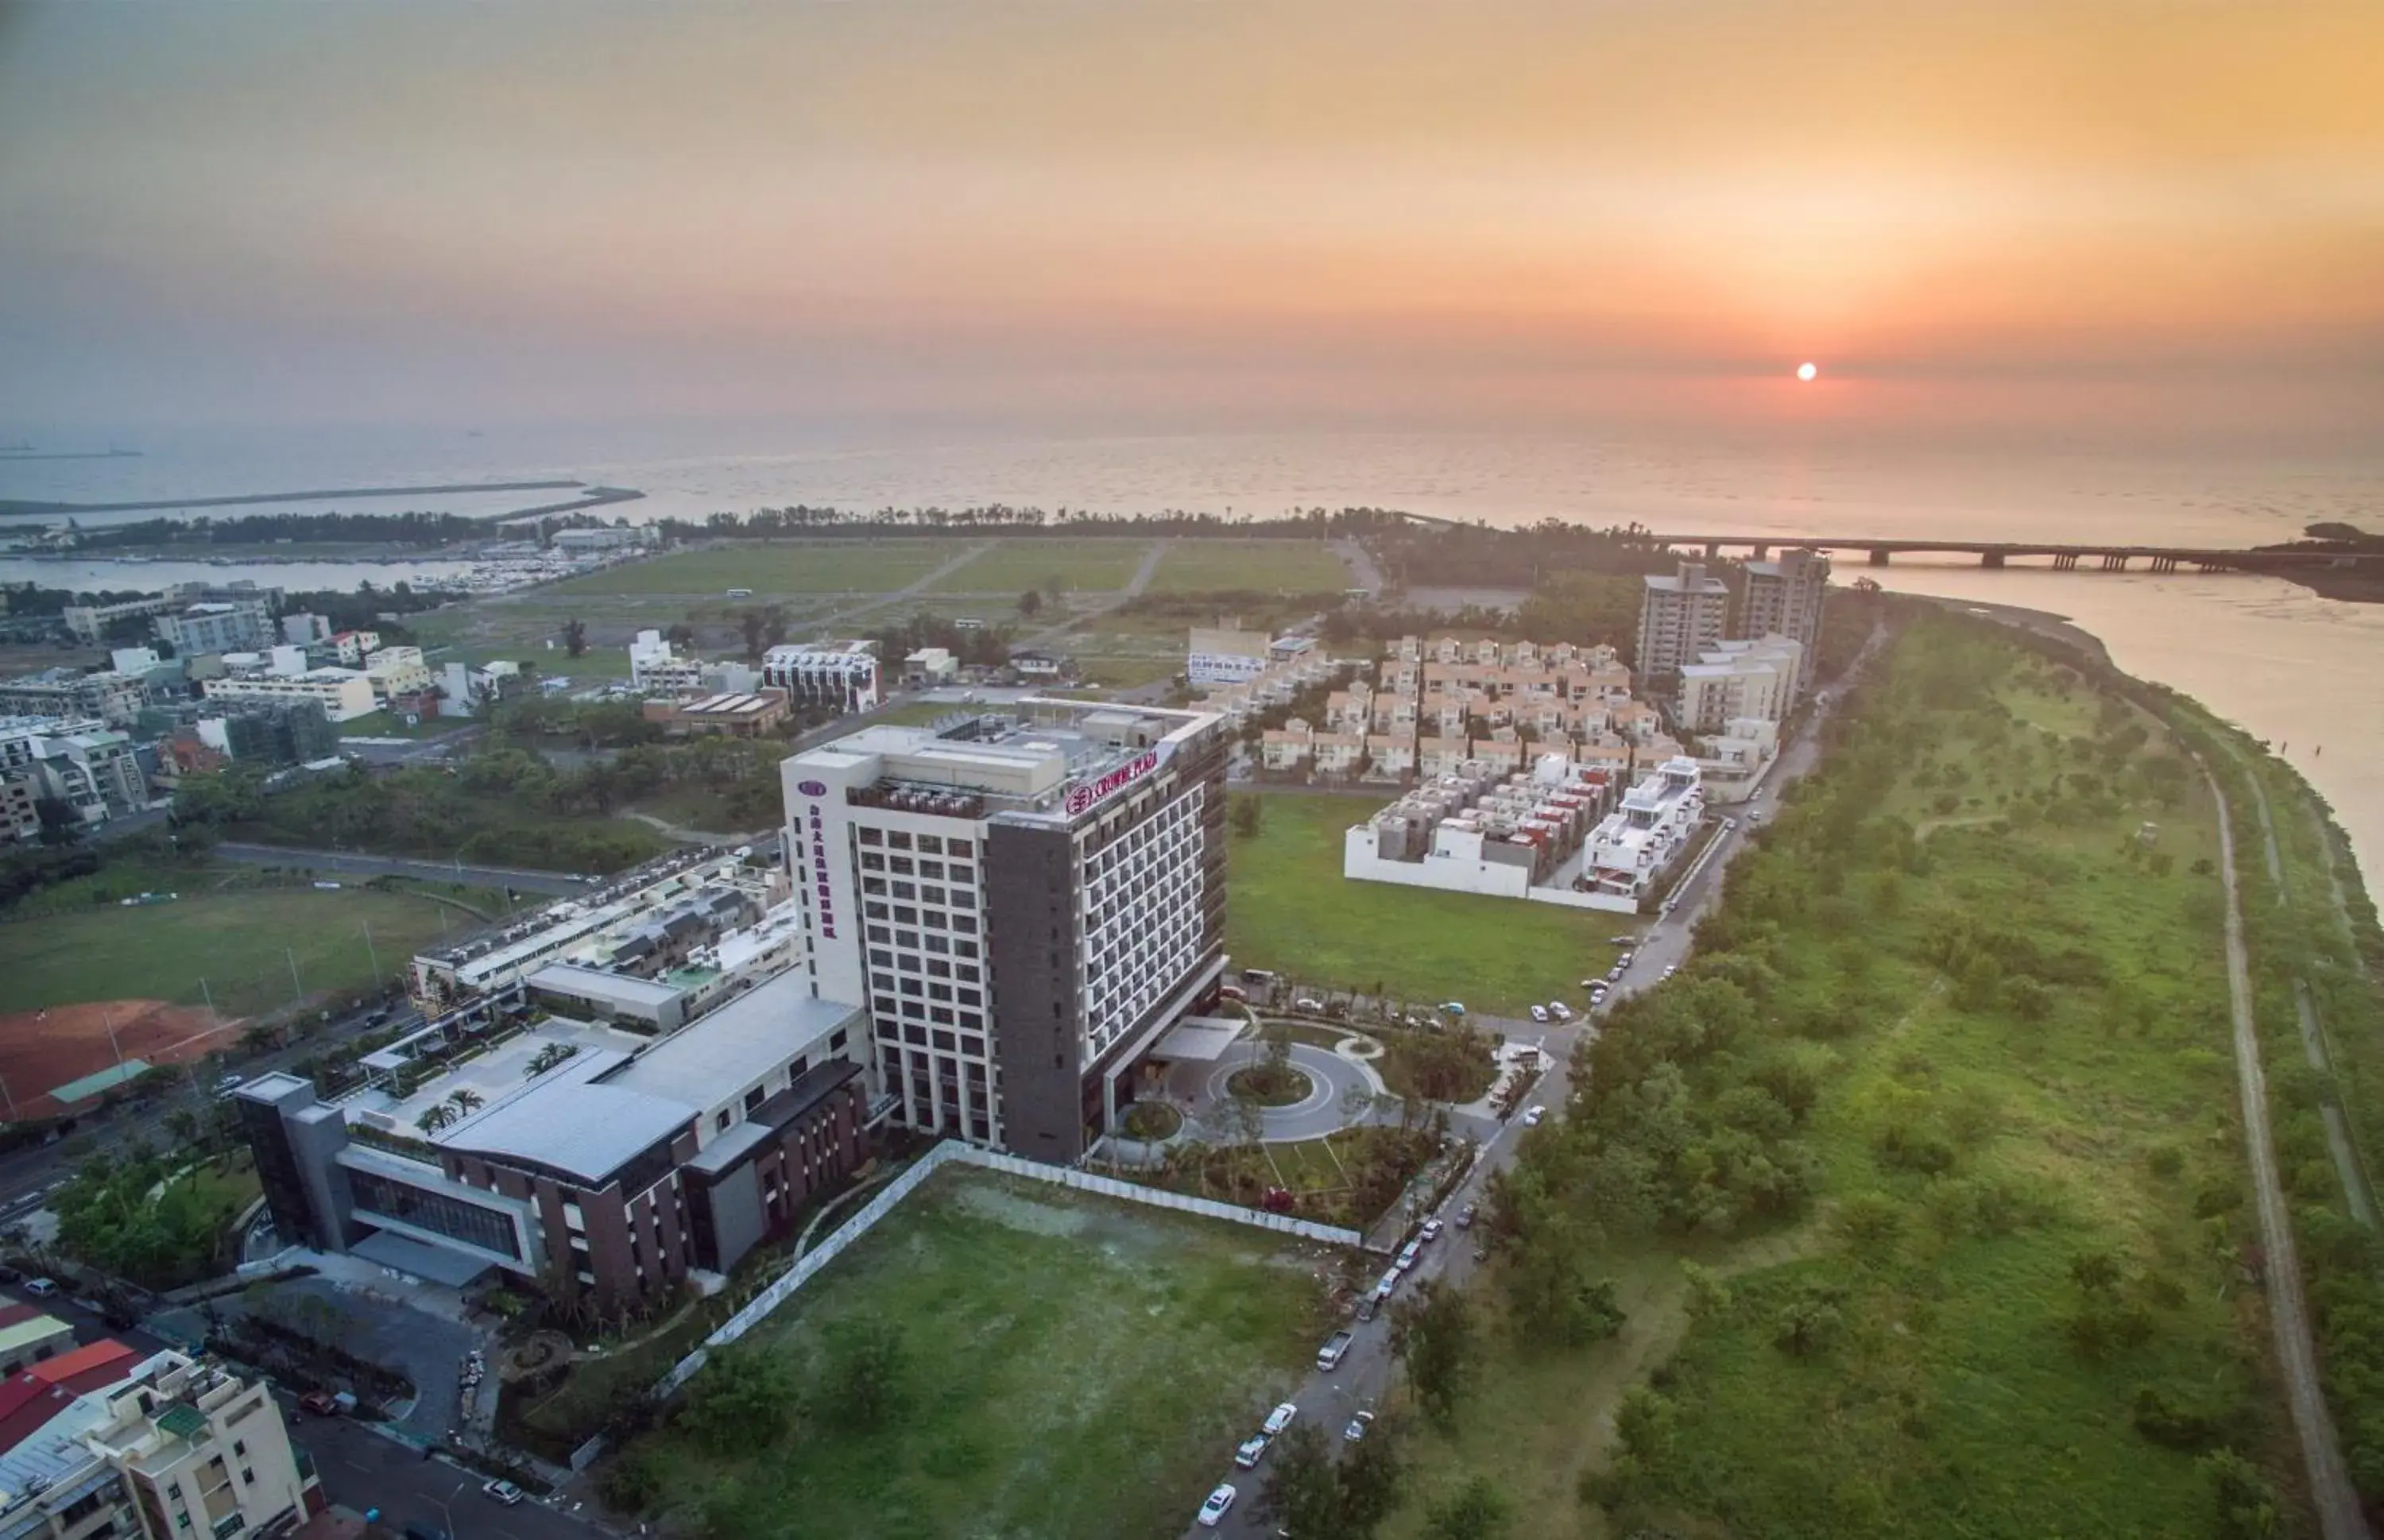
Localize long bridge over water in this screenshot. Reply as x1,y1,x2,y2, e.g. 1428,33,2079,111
1642,532,2376,575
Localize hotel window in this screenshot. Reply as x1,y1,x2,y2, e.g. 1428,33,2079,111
861,877,888,896
919,886,946,905
892,881,916,900
873,994,896,1016
860,852,885,871
865,901,889,920
916,834,942,854
947,838,972,857
867,924,890,943
888,857,914,876
918,860,944,879
858,827,883,845
888,831,912,849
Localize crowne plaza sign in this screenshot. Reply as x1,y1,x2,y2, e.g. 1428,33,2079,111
1064,749,1161,817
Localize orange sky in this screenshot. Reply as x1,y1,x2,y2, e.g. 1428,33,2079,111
2,1,2379,433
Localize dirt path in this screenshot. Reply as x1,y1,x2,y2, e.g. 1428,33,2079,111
1014,539,1171,651
2218,738,2381,1229
2209,768,2371,1540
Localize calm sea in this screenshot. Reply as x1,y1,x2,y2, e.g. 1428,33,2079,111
6,423,2380,877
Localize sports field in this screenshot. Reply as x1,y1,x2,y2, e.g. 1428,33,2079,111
1225,793,1621,1016
0,877,488,1022
1146,539,1353,594
925,536,1155,594
631,1167,1326,1540
542,541,962,597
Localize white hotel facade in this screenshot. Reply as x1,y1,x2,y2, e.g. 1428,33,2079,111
781,699,1229,1161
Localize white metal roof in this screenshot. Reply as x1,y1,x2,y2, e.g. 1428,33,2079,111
605,974,859,1109
439,1081,691,1186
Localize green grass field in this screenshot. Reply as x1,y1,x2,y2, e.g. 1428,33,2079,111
1147,539,1353,594
1225,794,1620,1016
543,542,960,597
0,876,494,1017
632,1167,1326,1540
1379,617,2293,1540
926,537,1155,594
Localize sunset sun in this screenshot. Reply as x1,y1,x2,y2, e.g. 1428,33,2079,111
1796,362,1819,382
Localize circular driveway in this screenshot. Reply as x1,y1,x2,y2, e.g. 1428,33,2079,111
1182,1039,1387,1143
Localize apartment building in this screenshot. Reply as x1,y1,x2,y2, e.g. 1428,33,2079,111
1740,547,1830,655
1635,562,1732,687
760,641,880,714
155,602,274,657
62,596,180,646
200,671,377,724
361,646,431,700
0,772,37,843
0,1348,319,1540
0,722,149,827
783,698,1229,1160
629,630,708,697
0,670,145,729
1676,635,1805,731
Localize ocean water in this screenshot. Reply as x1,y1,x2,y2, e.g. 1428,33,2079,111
5,423,2380,877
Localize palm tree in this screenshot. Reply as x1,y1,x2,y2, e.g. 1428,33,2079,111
447,1089,485,1115
416,1105,457,1135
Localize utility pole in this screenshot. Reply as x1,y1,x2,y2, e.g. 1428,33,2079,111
198,977,215,1020
362,920,381,982
0,1072,15,1120
287,948,304,1002
106,1004,125,1070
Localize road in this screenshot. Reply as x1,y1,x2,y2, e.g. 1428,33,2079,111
1190,637,1876,1538
2208,770,2370,1540
210,843,596,897
296,1412,610,1540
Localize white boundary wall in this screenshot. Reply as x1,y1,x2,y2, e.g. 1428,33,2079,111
656,1141,1362,1396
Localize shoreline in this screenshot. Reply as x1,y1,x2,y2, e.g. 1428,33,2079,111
1914,586,2378,915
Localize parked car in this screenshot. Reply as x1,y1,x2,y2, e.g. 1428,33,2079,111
1529,1004,1549,1023
297,1391,340,1418
1455,1203,1478,1229
1664,964,1678,977
1198,1484,1238,1528
1522,1105,1546,1126
1218,985,1248,1002
1234,1434,1270,1469
1748,810,1765,824
1356,1294,1380,1322
22,1279,56,1298
1345,1410,1376,1442
1293,996,1325,1012
1396,1241,1422,1272
1547,1001,1573,1020
1264,1402,1299,1437
482,1480,524,1507
1439,1000,1467,1016
1419,1217,1444,1242
215,1074,246,1094
1375,1268,1400,1300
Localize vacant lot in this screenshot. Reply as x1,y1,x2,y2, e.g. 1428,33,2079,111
1225,793,1620,1016
0,876,490,1019
926,537,1154,594
629,1167,1327,1540
544,542,962,597
1147,539,1352,594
